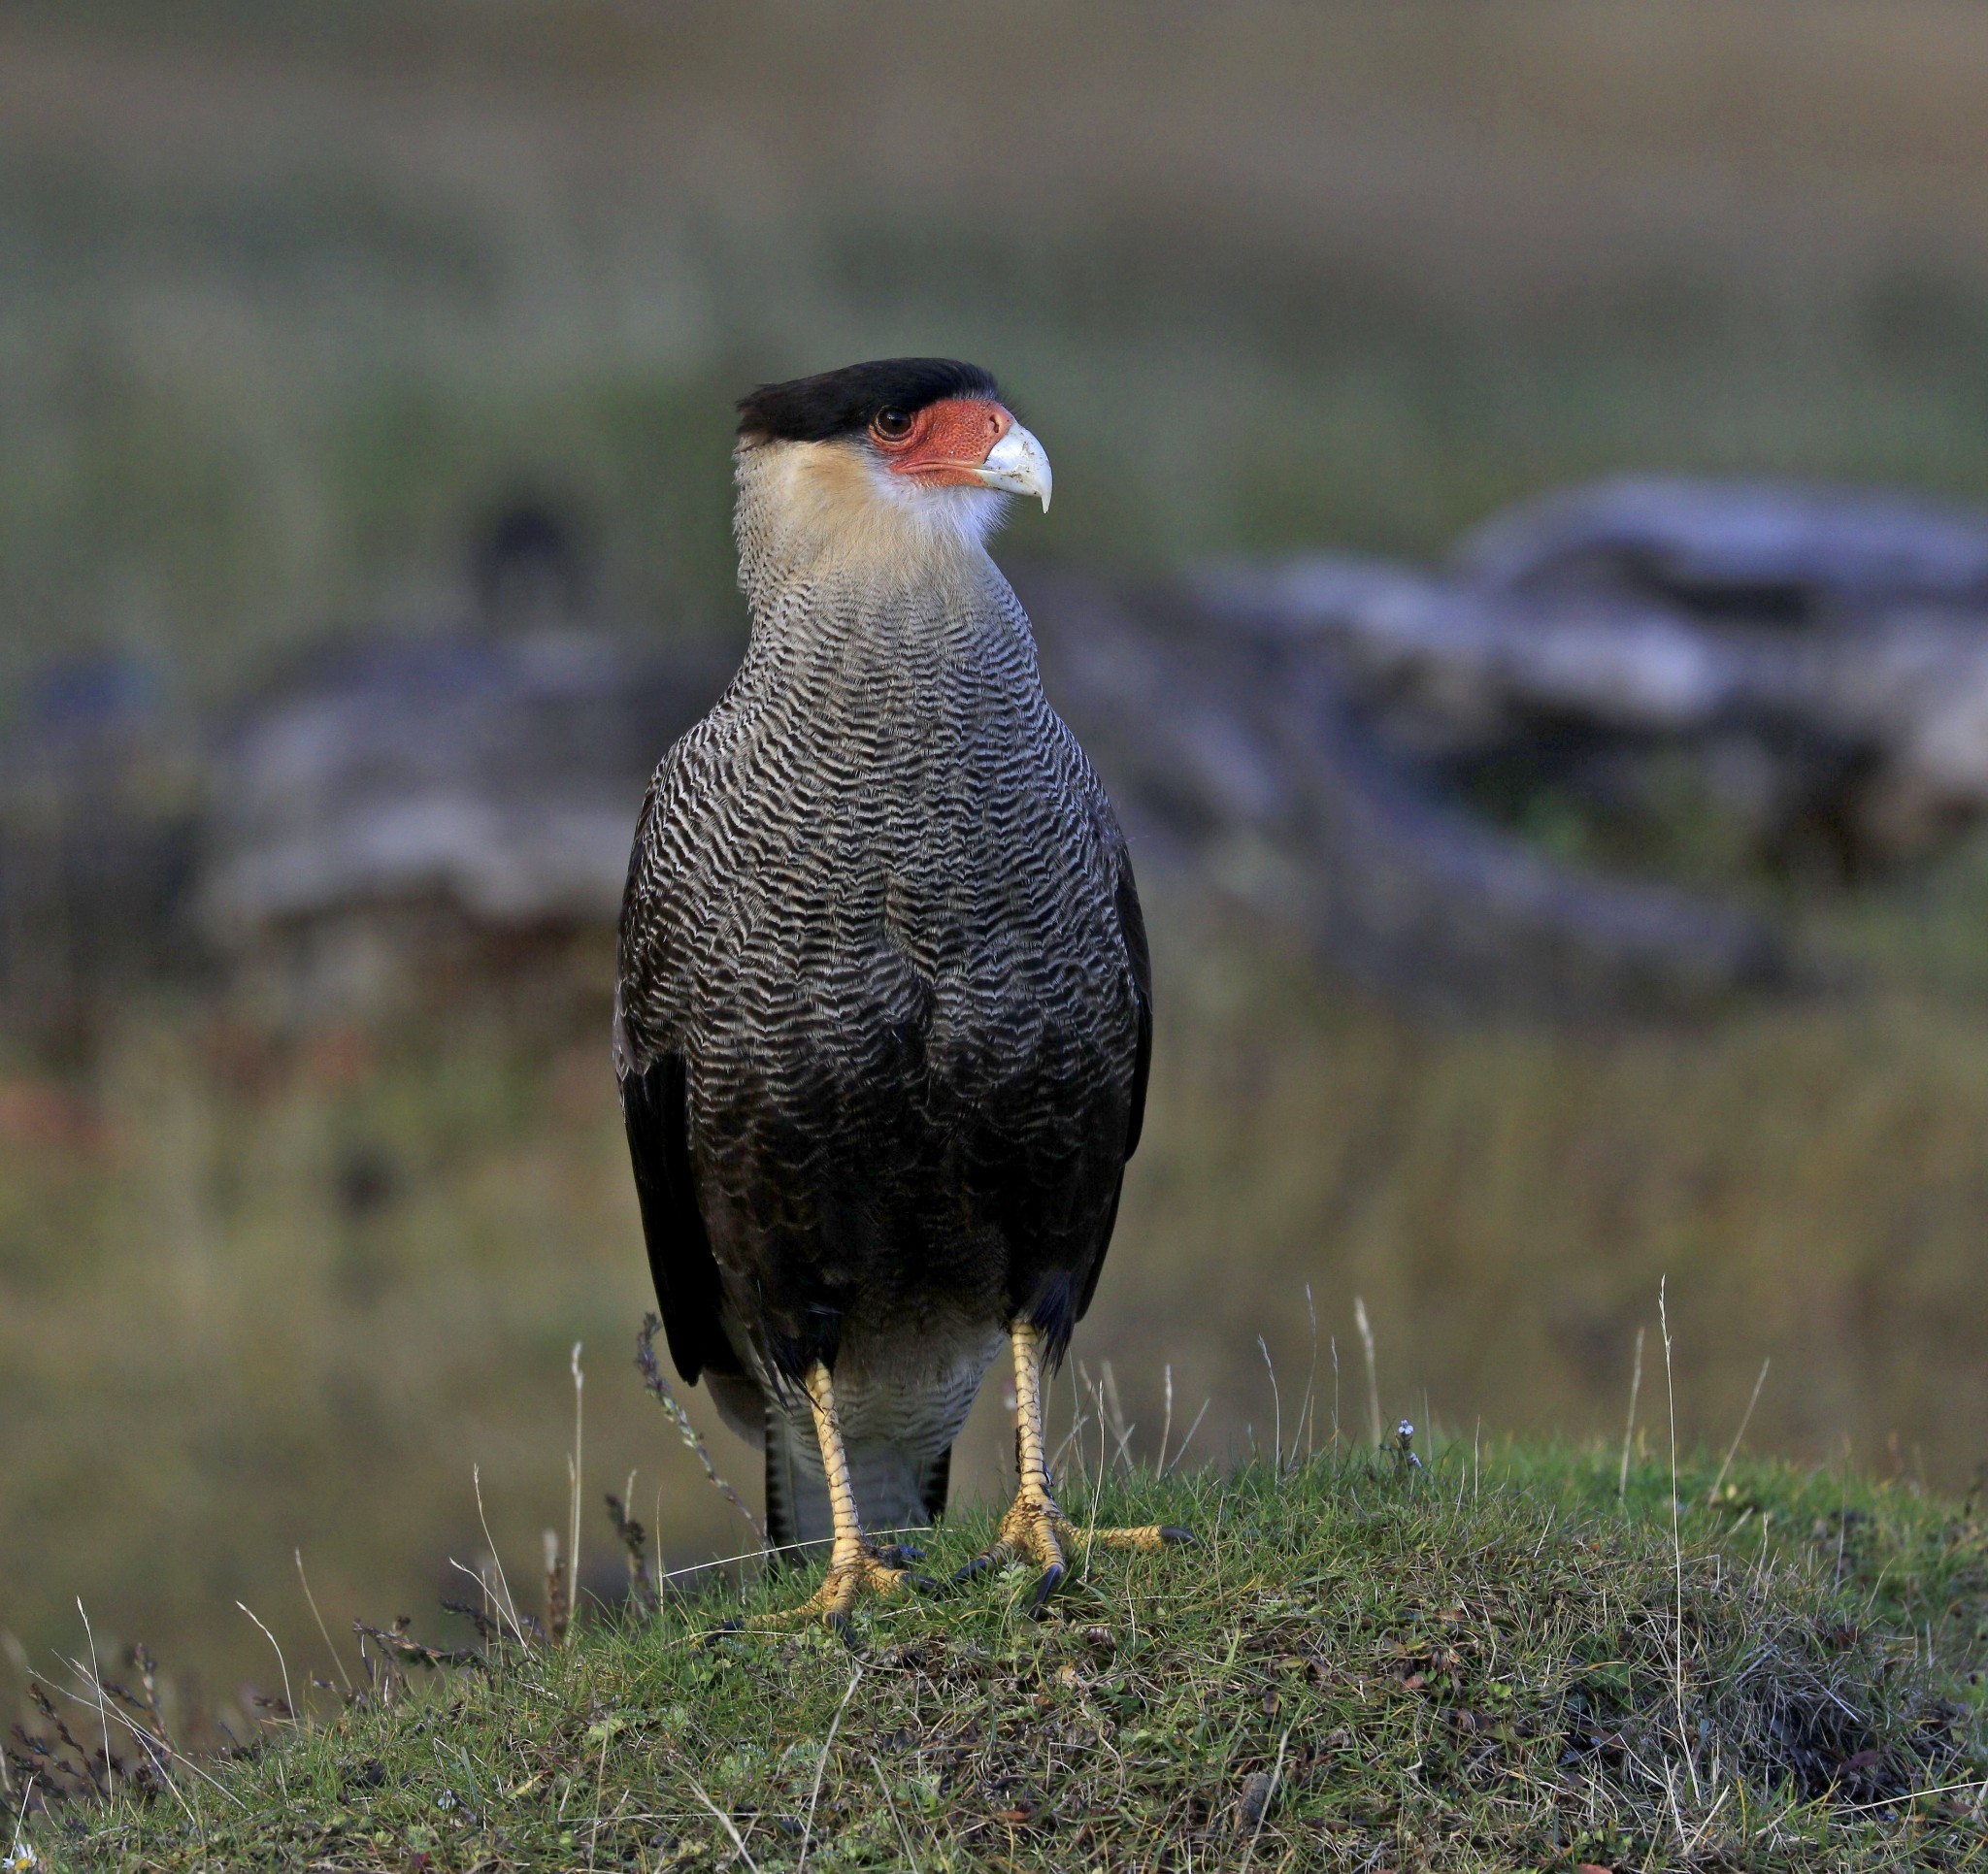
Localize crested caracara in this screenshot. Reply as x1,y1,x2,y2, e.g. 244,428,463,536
615,358,1187,1627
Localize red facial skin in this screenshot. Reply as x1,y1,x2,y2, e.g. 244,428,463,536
870,397,1012,486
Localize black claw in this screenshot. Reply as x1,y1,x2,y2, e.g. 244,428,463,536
1158,1526,1198,1546
906,1572,944,1597
1027,1562,1067,1617
824,1610,856,1649
701,1619,745,1650
875,1543,925,1567
953,1555,996,1583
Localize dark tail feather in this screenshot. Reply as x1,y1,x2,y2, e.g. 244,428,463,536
763,1403,830,1564
919,1445,952,1525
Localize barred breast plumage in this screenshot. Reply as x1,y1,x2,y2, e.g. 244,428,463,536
615,359,1149,1558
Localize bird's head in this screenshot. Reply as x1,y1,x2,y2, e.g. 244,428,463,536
733,359,1050,593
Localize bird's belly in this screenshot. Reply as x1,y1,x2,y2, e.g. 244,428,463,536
824,1316,1006,1457
753,1313,1005,1479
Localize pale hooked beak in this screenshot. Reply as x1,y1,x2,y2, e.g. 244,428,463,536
974,419,1052,512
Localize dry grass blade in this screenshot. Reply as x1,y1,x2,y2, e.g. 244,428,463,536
1354,1296,1382,1448
1239,1726,1290,1870
41,1660,243,1814
471,1465,528,1646
293,1551,351,1695
75,1605,112,1800
1836,1774,1988,1815
1161,1397,1210,1478
683,1774,761,1874
1658,1278,1701,1806
868,1753,921,1874
1258,1336,1282,1475
233,1604,294,1730
567,1341,584,1648
636,1315,765,1546
797,1665,862,1874
605,1487,657,1617
1101,1361,1135,1473
1298,1284,1320,1463
9,1776,36,1861
50,1656,193,1831
1707,1359,1772,1506
17,1432,1985,1870
1619,1325,1645,1499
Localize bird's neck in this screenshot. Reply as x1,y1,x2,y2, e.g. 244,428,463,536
732,442,1012,663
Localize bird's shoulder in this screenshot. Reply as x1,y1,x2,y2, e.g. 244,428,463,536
615,696,750,1061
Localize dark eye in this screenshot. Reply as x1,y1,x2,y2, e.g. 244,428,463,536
872,408,913,442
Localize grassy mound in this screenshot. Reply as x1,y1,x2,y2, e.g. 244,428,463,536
15,1441,1985,1872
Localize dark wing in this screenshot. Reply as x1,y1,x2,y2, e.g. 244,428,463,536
1070,840,1152,1329
615,747,739,1386
617,1042,735,1384
1117,850,1152,1161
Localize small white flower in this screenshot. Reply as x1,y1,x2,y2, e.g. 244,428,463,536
4,1841,40,1872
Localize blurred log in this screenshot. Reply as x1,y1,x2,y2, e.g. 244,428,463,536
1457,475,1988,618
201,571,1785,1025
1017,569,1786,1016
0,656,201,1056
1201,537,1988,868
199,625,731,1021
204,627,733,937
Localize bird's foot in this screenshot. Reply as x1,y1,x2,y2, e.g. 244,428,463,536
749,1537,935,1636
956,1485,1195,1615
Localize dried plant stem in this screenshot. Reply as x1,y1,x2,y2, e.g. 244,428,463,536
1353,1296,1382,1447
798,1665,862,1874
294,1549,351,1694
567,1341,584,1646
1240,1727,1290,1870
1658,1278,1701,1803
10,1777,36,1857
684,1774,761,1874
77,1602,114,1799
1298,1285,1320,1462
543,1530,568,1647
1706,1359,1771,1506
471,1465,528,1645
233,1602,295,1729
1161,1397,1210,1478
1155,1363,1174,1477
1618,1325,1645,1499
1100,1360,1135,1472
636,1315,765,1545
869,1753,922,1874
1258,1336,1283,1474
1330,1334,1341,1447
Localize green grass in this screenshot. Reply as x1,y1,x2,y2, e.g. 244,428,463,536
9,890,1988,1740
7,12,1988,1846
17,1440,1984,1872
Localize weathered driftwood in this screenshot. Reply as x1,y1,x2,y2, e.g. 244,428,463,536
193,575,1784,1023
31,477,1988,1030
1200,540,1988,867
202,626,731,939
0,657,200,1048
1457,475,1988,617
1017,569,1786,1016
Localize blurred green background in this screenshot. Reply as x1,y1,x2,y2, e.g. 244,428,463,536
5,0,1988,1728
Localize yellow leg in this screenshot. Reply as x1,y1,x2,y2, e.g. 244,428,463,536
956,1323,1193,1614
749,1362,928,1633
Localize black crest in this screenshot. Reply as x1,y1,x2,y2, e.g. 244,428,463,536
737,358,1001,444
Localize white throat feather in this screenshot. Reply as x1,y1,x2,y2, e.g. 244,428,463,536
733,436,1011,624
